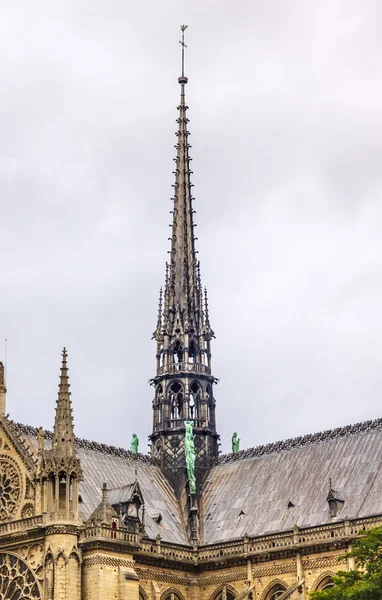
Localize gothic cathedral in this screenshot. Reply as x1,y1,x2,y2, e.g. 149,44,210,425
0,31,381,600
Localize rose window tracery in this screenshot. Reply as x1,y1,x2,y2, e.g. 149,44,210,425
0,458,22,521
0,553,41,599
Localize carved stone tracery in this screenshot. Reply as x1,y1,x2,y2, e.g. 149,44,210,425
0,552,41,599
0,457,22,521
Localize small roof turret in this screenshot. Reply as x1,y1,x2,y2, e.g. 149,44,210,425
87,483,122,527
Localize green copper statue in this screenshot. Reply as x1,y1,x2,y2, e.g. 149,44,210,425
130,433,139,454
232,432,240,454
184,421,196,494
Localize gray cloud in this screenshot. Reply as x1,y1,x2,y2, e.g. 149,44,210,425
0,0,381,453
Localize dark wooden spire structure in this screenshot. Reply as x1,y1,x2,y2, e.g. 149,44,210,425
150,27,219,512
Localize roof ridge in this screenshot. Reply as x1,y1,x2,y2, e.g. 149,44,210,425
218,417,382,465
9,420,155,465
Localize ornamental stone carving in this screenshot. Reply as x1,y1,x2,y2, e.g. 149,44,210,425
0,457,22,521
0,552,41,599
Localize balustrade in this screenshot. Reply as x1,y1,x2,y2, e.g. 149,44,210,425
80,524,139,544
0,515,43,536
157,362,211,376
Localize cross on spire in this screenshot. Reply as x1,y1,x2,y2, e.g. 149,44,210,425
179,24,188,78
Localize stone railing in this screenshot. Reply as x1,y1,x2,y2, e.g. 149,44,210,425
0,515,44,536
80,525,140,545
140,539,195,562
198,539,246,562
157,362,211,376
198,516,382,563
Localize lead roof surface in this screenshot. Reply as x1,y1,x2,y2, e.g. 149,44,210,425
201,425,382,544
9,418,382,547
11,421,188,544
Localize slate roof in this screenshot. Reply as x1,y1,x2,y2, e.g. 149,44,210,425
9,418,382,547
108,483,137,506
10,422,188,544
201,420,382,544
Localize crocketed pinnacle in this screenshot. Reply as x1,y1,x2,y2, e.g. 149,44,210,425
52,347,75,458
0,362,5,395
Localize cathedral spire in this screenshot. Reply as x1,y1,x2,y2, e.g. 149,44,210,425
158,24,207,339
150,28,219,514
52,347,75,458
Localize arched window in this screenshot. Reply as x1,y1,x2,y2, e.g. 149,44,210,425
189,381,202,419
316,576,334,591
169,381,183,420
206,383,212,421
211,589,236,600
189,340,197,363
156,384,163,410
162,592,182,600
266,585,286,600
172,340,183,363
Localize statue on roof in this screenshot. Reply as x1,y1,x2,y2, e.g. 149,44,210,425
130,433,139,454
232,432,240,454
184,421,196,494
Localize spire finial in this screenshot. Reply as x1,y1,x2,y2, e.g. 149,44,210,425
179,25,188,84
52,347,75,458
102,482,108,504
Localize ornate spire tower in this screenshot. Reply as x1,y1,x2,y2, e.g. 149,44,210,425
150,26,219,494
39,347,82,519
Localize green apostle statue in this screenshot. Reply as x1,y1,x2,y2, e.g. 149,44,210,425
184,421,196,494
130,433,139,454
232,432,240,454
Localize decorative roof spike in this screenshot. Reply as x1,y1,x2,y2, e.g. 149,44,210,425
204,287,210,326
162,263,170,330
197,261,204,323
153,287,163,340
52,347,76,458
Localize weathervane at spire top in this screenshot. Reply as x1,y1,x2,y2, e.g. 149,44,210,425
179,24,189,84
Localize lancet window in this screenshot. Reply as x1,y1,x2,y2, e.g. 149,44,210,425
316,576,334,591
172,340,183,364
189,340,197,363
169,381,184,420
211,588,236,600
189,381,202,419
162,592,182,600
265,585,286,600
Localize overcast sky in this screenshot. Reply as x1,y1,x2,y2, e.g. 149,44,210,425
0,1,381,454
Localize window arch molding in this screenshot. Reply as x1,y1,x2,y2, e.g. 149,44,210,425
139,586,149,600
210,583,239,600
160,586,186,600
260,579,288,600
312,572,335,592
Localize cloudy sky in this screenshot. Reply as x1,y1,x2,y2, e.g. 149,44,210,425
0,1,381,454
